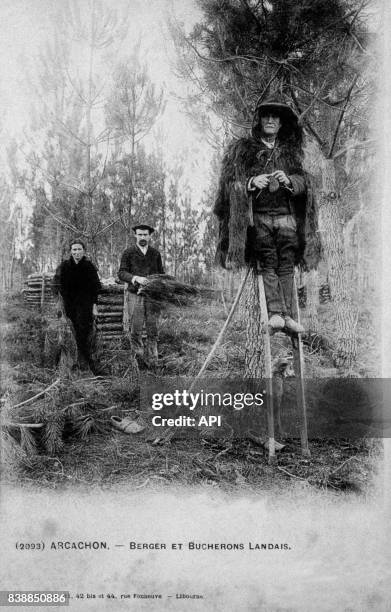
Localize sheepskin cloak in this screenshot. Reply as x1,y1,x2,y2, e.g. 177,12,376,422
213,136,322,271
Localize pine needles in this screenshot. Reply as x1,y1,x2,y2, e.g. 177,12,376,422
2,372,140,462
138,274,215,306
19,426,39,455
44,314,78,374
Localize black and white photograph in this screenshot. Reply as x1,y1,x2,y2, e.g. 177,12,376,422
0,0,390,610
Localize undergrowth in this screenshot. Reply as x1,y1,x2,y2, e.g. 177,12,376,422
0,292,382,494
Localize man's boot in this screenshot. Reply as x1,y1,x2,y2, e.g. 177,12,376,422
268,314,285,331
284,316,305,334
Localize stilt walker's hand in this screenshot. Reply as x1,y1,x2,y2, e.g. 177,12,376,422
272,170,291,187
252,174,270,190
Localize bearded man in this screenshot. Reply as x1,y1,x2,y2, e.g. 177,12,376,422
118,223,164,364
214,95,321,334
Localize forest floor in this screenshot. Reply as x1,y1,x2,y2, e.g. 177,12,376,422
0,290,383,496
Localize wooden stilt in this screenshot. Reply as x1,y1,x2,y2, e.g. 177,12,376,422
256,272,275,463
291,275,310,457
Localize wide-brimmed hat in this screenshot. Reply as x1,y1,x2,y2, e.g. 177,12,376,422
252,94,301,142
255,95,298,123
132,223,155,234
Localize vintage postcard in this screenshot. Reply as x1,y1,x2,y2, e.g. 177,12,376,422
1,1,390,610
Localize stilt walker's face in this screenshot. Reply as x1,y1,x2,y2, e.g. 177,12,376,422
260,113,282,137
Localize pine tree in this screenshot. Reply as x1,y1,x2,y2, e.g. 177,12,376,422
170,0,375,369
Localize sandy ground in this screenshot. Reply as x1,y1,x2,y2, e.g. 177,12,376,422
1,295,388,610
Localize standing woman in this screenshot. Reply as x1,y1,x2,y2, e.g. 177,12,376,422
54,239,101,370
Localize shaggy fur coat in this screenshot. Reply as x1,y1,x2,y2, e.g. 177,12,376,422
213,136,322,271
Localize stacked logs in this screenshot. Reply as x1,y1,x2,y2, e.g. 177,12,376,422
23,276,126,343
96,285,125,344
23,273,56,308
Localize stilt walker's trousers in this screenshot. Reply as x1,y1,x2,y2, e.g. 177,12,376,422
252,213,299,316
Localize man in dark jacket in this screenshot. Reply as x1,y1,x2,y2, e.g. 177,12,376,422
118,223,164,363
214,95,321,334
53,239,101,369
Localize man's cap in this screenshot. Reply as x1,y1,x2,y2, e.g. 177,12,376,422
132,223,155,234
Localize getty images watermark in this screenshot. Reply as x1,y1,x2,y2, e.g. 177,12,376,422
150,389,265,427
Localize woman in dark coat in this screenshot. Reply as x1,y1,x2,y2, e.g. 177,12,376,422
54,240,101,369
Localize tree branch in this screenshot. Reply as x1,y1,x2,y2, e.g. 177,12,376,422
328,74,359,158
333,138,376,160
65,68,88,105
231,65,253,118
289,87,325,149
185,36,268,68
297,78,328,122
290,82,348,109
43,203,87,236
53,114,88,147
18,145,88,197
254,65,283,108
91,215,122,238
286,5,367,52
10,378,60,410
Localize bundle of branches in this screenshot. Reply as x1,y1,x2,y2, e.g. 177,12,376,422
59,376,140,435
1,428,30,472
138,274,215,306
3,370,140,460
62,400,111,441
39,388,67,455
2,379,63,457
44,312,78,375
94,346,139,379
71,375,139,406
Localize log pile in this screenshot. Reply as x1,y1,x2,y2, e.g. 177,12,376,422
24,275,126,343
96,284,125,344
23,273,56,308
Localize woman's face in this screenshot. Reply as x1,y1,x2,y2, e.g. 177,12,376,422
71,243,85,263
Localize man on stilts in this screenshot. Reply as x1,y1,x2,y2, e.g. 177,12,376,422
213,94,321,332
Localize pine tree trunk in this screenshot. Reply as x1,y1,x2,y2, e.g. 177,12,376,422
9,255,16,290
306,268,320,334
319,158,358,368
162,186,166,269
244,268,266,378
